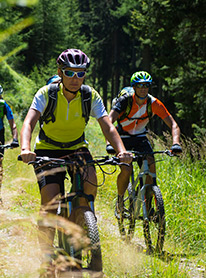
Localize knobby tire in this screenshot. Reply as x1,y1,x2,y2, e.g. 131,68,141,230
58,207,102,273
117,182,136,242
143,185,165,254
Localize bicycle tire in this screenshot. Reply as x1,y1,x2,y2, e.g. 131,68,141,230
117,182,136,242
143,185,165,254
58,207,102,273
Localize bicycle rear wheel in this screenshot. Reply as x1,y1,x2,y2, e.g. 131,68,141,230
117,182,136,242
143,185,165,254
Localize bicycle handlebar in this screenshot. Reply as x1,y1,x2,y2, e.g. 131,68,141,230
17,155,127,167
131,149,175,161
0,144,13,150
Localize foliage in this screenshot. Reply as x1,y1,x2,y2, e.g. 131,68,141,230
0,61,35,119
1,0,206,138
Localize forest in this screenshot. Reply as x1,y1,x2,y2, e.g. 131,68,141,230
0,0,206,140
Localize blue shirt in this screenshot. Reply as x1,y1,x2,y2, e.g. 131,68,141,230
0,101,14,130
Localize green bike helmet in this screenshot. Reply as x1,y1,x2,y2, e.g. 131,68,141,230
130,71,152,86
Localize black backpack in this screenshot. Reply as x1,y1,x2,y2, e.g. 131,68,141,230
39,83,92,126
112,87,153,122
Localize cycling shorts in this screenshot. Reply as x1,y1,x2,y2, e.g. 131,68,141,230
34,147,93,194
121,135,153,168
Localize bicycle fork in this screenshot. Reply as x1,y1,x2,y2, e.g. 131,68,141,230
133,159,157,221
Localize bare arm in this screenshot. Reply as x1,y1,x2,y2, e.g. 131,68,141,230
163,115,181,145
20,108,41,162
108,109,120,124
105,109,120,145
8,119,18,140
98,115,125,153
98,115,132,162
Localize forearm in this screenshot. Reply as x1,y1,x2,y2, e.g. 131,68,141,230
172,123,181,145
164,115,181,145
11,125,18,140
105,128,126,153
98,116,126,153
20,122,33,151
9,119,18,139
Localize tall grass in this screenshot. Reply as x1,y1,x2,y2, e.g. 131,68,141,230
0,118,205,277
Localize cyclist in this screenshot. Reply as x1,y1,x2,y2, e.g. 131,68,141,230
0,85,19,202
20,49,132,266
106,71,182,219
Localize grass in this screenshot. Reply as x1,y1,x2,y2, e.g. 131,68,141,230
0,118,205,277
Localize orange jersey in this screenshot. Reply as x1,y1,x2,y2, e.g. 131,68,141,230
113,94,170,135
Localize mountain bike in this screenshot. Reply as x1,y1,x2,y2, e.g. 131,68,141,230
18,153,123,276
116,150,174,254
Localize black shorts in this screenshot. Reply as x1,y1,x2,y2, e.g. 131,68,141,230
121,135,153,167
0,128,5,156
34,147,93,194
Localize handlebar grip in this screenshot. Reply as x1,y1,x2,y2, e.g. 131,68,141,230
18,155,22,161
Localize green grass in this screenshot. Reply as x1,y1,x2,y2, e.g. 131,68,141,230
0,118,205,277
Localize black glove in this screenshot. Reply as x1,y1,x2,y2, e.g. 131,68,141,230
11,138,19,148
171,144,182,154
106,144,116,154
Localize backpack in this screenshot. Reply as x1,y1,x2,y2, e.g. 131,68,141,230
112,86,152,122
39,83,92,126
0,99,6,119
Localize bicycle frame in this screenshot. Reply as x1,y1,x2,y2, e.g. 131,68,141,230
133,155,157,221
57,164,95,217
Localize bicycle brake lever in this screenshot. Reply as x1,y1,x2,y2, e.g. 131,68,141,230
165,150,175,157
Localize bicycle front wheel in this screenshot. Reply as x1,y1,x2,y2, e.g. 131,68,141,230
72,207,103,272
117,182,136,242
143,185,165,254
58,207,102,275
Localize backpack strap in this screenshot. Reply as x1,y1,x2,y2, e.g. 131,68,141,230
40,83,92,126
118,95,133,122
80,84,92,125
39,83,60,126
0,99,6,119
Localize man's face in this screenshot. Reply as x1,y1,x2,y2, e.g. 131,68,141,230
134,83,150,99
58,67,86,92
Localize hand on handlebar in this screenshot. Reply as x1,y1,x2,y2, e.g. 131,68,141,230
117,151,133,164
19,150,36,163
170,144,182,154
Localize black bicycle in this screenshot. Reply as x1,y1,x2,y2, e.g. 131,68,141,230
18,153,123,276
116,150,174,254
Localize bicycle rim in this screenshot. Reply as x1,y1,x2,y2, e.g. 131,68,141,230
143,185,165,254
117,182,136,242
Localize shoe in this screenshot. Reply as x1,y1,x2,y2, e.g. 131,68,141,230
115,195,124,220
